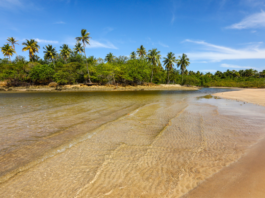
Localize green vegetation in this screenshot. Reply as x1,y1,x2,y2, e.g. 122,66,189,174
1,31,265,88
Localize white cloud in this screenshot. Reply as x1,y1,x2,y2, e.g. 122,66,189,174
185,39,265,62
54,21,65,24
0,0,23,9
34,38,59,44
221,63,257,69
158,42,169,48
227,11,265,29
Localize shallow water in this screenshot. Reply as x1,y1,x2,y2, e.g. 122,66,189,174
0,89,265,197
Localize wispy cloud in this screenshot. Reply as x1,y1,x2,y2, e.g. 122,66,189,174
102,27,114,35
34,38,59,44
54,21,66,24
227,11,265,29
171,13,176,24
243,0,265,7
65,37,117,49
201,69,217,73
87,40,118,49
185,39,265,62
221,63,257,69
0,0,23,9
158,42,169,48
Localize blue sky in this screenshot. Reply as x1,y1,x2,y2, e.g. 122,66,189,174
1,0,265,73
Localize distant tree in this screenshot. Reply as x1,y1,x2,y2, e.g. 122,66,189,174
136,45,146,59
7,37,19,56
163,52,177,84
60,44,71,63
130,51,137,60
0,44,15,62
74,42,84,54
22,39,40,61
76,29,91,83
43,45,57,66
147,48,161,83
177,53,190,83
105,53,115,63
115,56,128,64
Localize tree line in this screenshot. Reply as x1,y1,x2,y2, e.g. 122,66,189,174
1,29,265,87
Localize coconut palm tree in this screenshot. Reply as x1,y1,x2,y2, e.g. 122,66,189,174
0,44,16,62
76,29,91,83
147,48,161,83
43,45,57,66
163,52,177,84
22,39,40,61
87,56,97,66
136,45,146,58
177,53,190,83
105,52,115,63
74,42,84,54
130,51,136,60
7,37,19,55
60,44,72,63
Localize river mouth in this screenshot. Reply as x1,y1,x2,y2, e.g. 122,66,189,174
0,88,264,197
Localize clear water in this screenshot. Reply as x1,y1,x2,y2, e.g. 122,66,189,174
0,88,264,197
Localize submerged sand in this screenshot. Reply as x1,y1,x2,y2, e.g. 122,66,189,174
184,89,265,198
0,90,265,197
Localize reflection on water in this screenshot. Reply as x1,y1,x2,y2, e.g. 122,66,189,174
0,89,264,197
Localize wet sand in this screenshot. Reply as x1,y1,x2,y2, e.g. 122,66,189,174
0,89,265,197
184,89,265,198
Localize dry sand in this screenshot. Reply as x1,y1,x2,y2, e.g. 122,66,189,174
213,89,265,107
184,89,265,198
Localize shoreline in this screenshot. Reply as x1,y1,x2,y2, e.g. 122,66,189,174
0,84,199,92
183,88,265,198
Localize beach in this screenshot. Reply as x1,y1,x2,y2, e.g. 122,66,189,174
184,88,265,198
0,88,265,197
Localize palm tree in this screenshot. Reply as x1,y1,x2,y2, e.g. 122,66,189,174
0,44,16,62
43,45,57,66
60,44,72,63
74,42,84,54
7,37,19,55
136,45,146,58
87,56,97,65
76,29,91,83
177,53,190,83
22,39,40,61
105,52,115,63
163,52,177,84
147,48,161,83
130,51,136,60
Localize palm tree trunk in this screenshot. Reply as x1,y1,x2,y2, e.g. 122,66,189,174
29,52,31,62
151,65,154,83
83,46,91,83
167,69,169,84
182,73,183,83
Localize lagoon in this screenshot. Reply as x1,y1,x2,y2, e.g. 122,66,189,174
0,89,265,197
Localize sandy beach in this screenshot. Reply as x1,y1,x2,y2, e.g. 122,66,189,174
213,89,265,107
184,88,265,198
